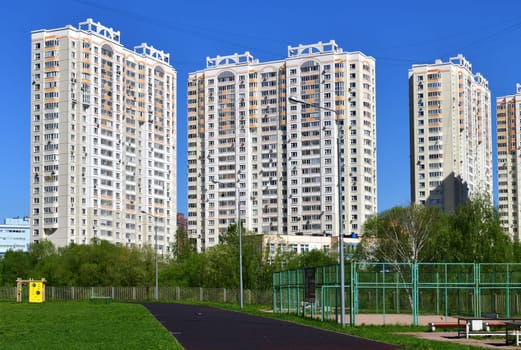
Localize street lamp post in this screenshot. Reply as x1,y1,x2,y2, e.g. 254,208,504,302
288,96,346,327
141,210,159,301
212,177,244,309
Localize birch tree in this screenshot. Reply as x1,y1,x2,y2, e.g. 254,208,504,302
359,204,444,263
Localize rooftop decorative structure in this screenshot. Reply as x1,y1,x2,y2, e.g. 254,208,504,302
135,43,170,64
79,18,121,43
206,52,258,68
288,40,342,57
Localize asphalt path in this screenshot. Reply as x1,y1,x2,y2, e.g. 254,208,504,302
141,303,398,350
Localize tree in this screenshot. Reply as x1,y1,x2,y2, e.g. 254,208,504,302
435,195,513,263
356,204,444,309
0,251,32,286
298,249,337,267
26,240,57,282
513,241,521,262
29,240,56,266
358,204,445,263
204,223,266,289
161,224,242,288
171,226,195,262
117,246,150,286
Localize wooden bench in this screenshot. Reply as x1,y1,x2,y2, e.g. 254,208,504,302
428,322,459,332
484,320,506,331
428,319,507,337
429,314,506,333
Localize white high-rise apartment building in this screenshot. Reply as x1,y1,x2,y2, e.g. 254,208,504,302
497,84,521,241
30,19,177,252
187,40,376,251
409,54,492,213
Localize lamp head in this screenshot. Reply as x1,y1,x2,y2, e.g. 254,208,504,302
288,96,305,105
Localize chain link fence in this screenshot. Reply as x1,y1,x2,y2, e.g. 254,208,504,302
273,262,521,326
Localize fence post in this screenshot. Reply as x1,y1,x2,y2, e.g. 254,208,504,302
444,263,449,321
287,270,290,313
223,288,226,303
273,287,277,313
199,287,203,302
412,263,419,326
474,263,480,318
506,264,511,318
382,265,386,325
349,262,355,326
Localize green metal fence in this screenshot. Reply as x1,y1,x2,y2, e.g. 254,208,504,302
273,262,521,326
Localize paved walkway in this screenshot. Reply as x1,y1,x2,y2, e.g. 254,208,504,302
141,303,398,350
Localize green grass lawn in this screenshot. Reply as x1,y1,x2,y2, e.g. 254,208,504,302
0,302,183,350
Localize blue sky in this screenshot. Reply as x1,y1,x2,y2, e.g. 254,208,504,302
1,0,520,219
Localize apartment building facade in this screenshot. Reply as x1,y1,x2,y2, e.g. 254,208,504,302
187,40,376,251
30,19,177,252
0,217,30,256
497,84,521,241
409,54,492,213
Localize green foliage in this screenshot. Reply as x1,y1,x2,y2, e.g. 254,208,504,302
432,194,513,263
513,241,521,261
299,249,337,267
0,213,423,290
0,222,338,290
358,204,445,263
359,195,516,264
160,251,206,287
162,224,270,289
171,226,195,262
266,249,336,273
0,239,156,287
0,250,33,283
